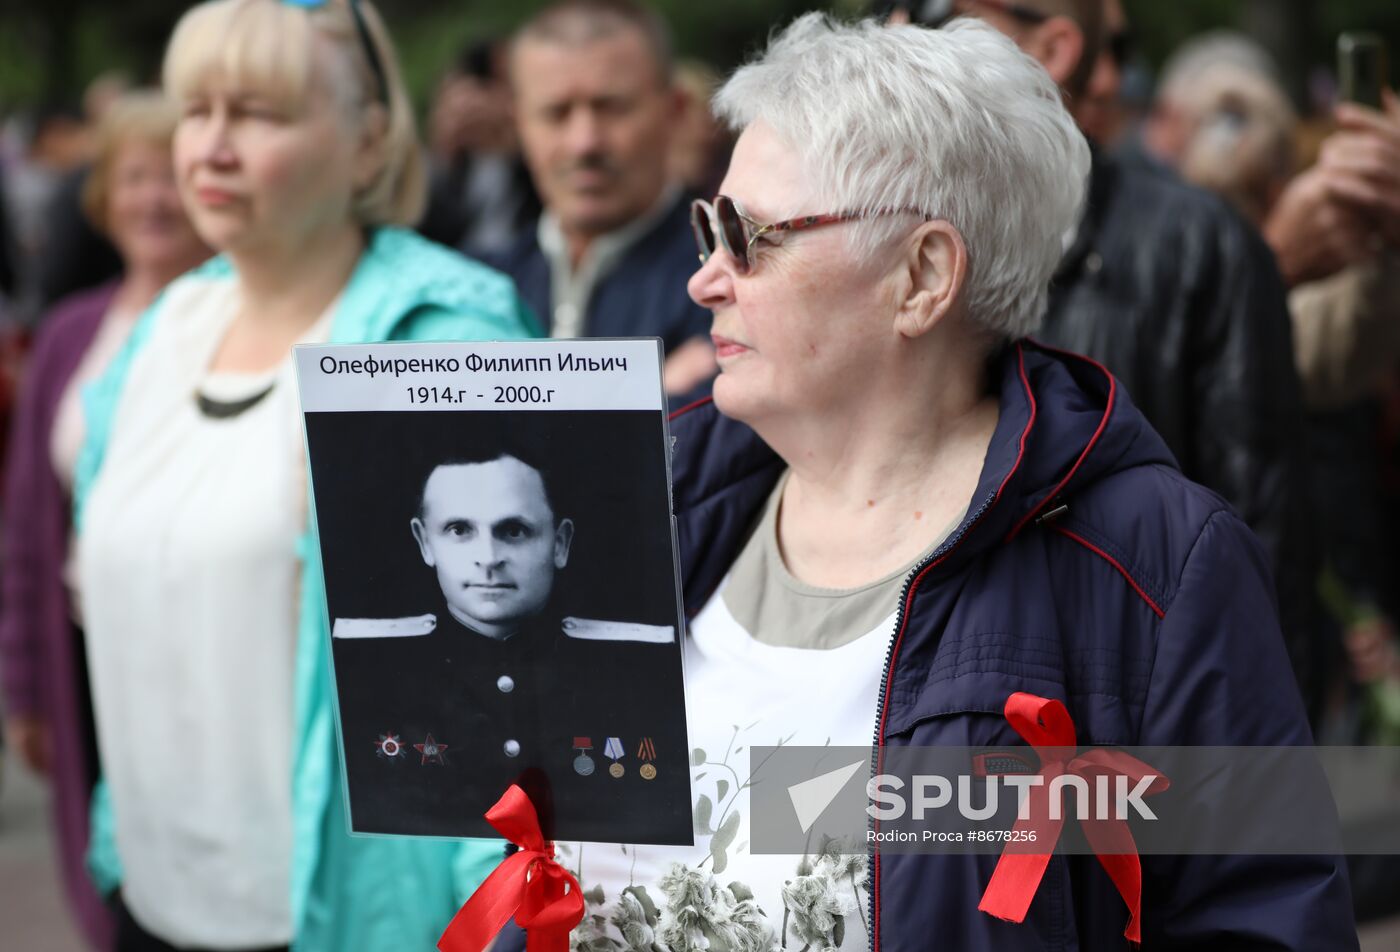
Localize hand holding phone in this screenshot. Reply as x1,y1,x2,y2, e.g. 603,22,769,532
1319,83,1400,248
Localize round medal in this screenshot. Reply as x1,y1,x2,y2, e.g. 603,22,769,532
574,754,596,776
609,762,625,778
640,763,657,780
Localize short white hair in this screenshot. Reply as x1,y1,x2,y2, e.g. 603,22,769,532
714,15,1089,340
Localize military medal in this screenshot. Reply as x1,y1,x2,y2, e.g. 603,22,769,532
573,736,596,776
375,732,405,762
637,736,657,780
414,733,449,766
604,736,625,777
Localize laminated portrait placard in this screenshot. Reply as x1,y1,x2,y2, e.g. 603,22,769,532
295,339,692,846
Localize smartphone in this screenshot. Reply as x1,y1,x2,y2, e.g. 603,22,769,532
1339,32,1389,109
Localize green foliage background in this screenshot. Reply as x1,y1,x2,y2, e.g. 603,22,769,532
0,0,1396,114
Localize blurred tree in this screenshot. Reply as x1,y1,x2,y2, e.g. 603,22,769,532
1241,0,1315,102
1124,0,1398,109
0,0,837,114
1,0,1396,117
389,0,835,104
1124,0,1241,71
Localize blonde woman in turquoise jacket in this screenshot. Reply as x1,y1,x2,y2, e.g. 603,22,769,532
71,2,533,949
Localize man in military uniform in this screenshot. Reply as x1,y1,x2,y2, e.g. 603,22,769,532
329,443,690,845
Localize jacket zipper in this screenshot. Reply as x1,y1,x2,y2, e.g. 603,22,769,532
866,486,1001,952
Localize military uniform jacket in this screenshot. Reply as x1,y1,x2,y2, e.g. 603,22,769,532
333,601,691,845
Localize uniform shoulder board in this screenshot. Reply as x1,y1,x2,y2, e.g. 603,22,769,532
332,614,437,639
560,617,675,644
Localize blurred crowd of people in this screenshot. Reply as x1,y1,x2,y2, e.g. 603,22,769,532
0,0,1394,949
879,1,1400,748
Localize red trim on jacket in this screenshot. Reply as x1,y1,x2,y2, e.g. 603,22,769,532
871,341,1038,951
1052,525,1166,620
1005,339,1118,541
668,395,714,421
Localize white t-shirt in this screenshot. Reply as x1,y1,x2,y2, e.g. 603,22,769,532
559,476,965,951
78,277,329,947
562,585,890,952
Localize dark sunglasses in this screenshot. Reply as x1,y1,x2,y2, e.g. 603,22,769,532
891,0,1048,28
895,1,1127,69
282,0,390,107
691,195,926,276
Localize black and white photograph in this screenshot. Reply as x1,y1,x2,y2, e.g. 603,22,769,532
297,341,692,845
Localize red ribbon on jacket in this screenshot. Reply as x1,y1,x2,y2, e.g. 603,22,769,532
977,692,1169,944
438,785,584,952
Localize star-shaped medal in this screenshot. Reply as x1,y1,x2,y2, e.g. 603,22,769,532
414,733,449,766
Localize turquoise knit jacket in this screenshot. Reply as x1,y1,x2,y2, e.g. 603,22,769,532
74,228,540,951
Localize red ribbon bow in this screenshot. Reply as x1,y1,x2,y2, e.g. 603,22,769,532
438,785,584,952
977,692,1169,944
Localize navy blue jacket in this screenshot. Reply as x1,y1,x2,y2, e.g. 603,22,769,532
669,340,1356,951
481,193,711,354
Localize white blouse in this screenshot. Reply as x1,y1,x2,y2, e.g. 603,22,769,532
78,277,328,947
51,303,140,624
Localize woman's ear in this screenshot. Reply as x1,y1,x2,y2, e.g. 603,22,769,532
893,220,967,340
352,102,390,190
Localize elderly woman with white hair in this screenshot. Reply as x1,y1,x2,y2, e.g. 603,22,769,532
539,15,1356,952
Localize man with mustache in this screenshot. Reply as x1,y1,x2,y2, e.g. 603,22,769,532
485,0,716,401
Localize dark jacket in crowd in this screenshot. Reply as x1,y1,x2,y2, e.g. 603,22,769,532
481,193,711,355
418,154,541,257
665,340,1354,951
0,173,16,298
1038,150,1322,716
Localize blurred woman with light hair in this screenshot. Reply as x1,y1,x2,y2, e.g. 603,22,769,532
1147,33,1299,225
1176,62,1298,224
544,14,1355,951
0,89,207,952
73,2,534,950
